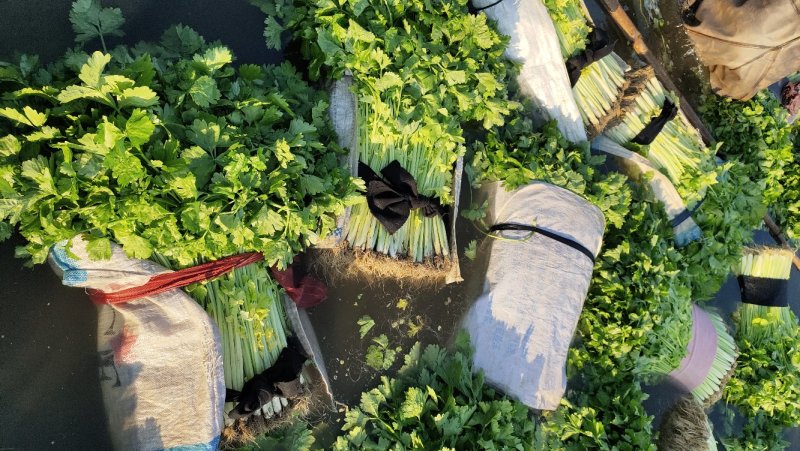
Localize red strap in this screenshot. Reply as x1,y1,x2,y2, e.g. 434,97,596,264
271,263,328,309
87,252,264,304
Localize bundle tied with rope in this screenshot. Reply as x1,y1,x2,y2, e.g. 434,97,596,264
539,0,631,136
592,136,702,246
601,66,717,245
49,236,333,449
462,181,605,410
313,76,463,286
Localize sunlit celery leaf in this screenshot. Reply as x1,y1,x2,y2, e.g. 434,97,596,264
0,106,47,128
357,315,375,339
337,337,537,450
0,135,21,157
192,47,233,73
70,0,125,46
0,31,359,270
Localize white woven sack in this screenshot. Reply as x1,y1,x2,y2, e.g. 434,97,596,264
463,182,604,410
473,0,588,143
48,236,225,450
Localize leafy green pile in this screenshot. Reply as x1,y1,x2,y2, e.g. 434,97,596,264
253,0,517,262
0,32,358,267
700,92,797,241
783,129,800,240
720,411,790,451
724,306,800,427
334,336,537,450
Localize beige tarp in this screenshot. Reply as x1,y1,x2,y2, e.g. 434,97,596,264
684,0,800,100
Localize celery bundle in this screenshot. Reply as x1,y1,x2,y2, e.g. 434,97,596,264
725,247,800,427
693,309,738,403
543,0,629,129
665,305,738,405
736,247,795,281
343,101,455,262
273,0,516,268
151,254,294,422
603,72,716,207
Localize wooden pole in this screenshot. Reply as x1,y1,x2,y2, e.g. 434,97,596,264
597,0,714,144
599,0,800,272
763,214,800,271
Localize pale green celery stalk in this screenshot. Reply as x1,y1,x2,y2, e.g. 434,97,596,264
735,247,795,279
149,253,290,422
690,309,737,403
344,95,450,262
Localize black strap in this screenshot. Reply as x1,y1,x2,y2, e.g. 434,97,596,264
682,0,704,26
489,223,596,263
632,100,679,145
737,275,790,307
226,337,308,419
359,160,446,235
468,0,505,13
566,29,616,86
670,195,706,228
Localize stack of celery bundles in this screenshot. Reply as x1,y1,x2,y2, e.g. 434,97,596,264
602,67,717,210
725,247,800,427
543,0,629,132
666,304,738,405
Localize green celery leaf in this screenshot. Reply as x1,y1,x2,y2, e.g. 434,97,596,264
69,0,125,45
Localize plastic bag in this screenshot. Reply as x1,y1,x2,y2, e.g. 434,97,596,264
48,236,225,450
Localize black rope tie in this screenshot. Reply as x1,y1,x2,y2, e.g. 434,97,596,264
632,100,679,145
670,195,706,228
468,0,505,13
359,160,446,235
566,29,616,86
489,223,597,263
737,275,790,308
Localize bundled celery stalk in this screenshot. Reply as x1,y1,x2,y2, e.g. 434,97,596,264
543,0,629,130
725,247,800,427
271,0,516,274
663,305,738,405
603,70,716,207
343,100,457,262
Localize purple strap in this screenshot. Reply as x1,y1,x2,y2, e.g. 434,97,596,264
668,304,718,392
